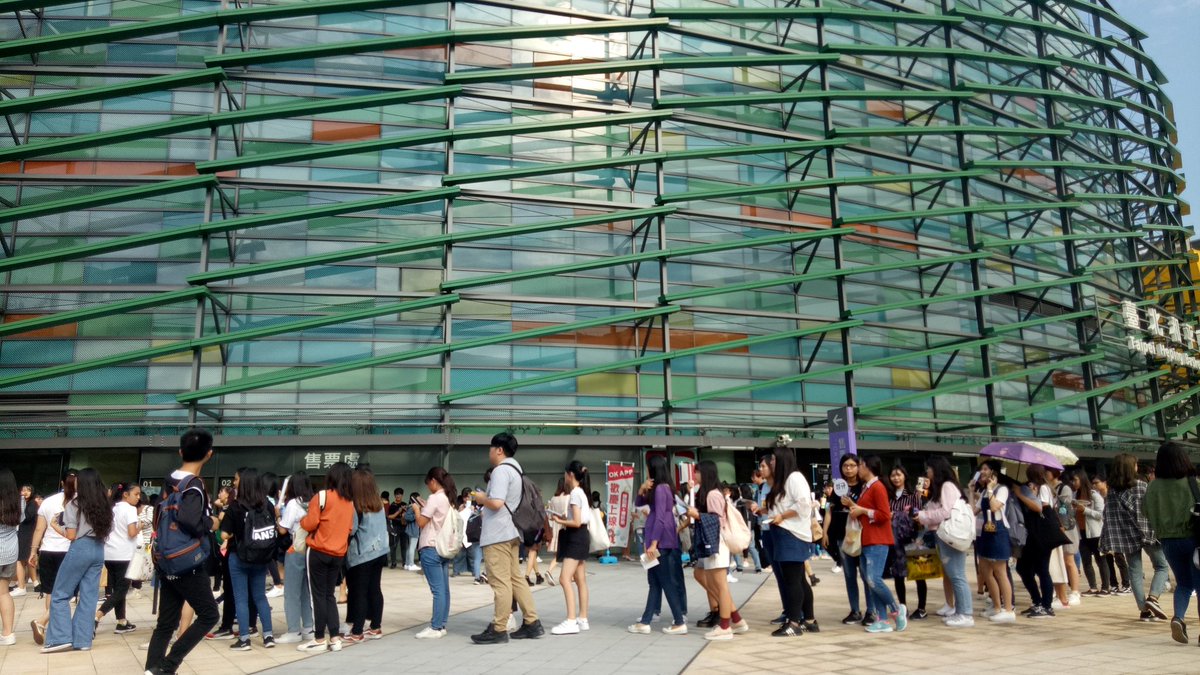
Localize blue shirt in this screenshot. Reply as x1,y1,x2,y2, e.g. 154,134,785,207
481,458,522,547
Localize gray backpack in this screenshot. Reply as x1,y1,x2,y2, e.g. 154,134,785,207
1006,487,1027,550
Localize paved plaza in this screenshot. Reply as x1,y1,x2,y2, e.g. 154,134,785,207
1,556,1197,674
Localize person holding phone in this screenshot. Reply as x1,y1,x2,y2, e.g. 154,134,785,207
548,462,592,635
973,460,1015,623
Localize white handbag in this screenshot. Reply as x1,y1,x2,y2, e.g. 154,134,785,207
587,508,611,553
125,546,151,582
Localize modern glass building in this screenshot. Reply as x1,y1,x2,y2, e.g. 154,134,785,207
0,0,1193,485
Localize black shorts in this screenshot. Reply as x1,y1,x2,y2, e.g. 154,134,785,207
555,526,590,562
37,551,67,593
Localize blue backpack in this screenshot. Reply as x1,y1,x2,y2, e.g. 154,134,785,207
153,475,212,577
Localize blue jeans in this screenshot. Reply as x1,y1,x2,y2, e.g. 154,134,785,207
47,535,104,649
747,545,762,571
406,537,419,567
1161,538,1200,621
862,544,899,616
640,548,686,626
937,539,972,617
229,551,273,638
283,551,313,635
841,551,876,615
419,547,451,629
452,547,469,576
1128,543,1170,613
471,543,483,578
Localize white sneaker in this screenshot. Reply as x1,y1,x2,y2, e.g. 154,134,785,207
0,633,15,646
704,625,733,641
577,618,589,631
9,589,25,598
328,637,343,652
662,624,687,635
1055,600,1071,610
726,574,738,583
945,614,975,628
989,610,1017,624
275,633,303,644
982,608,998,618
296,639,327,652
550,620,580,635
627,623,650,634
266,586,284,599
935,604,955,617
1068,592,1081,606
405,565,421,572
415,626,446,639
831,565,842,574
506,615,518,633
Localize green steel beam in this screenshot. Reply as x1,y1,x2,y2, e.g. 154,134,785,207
1071,192,1178,206
1081,259,1187,274
657,89,973,110
0,0,81,13
961,83,1124,111
187,205,675,285
1055,55,1158,95
984,309,1095,335
176,305,679,404
0,295,459,390
442,228,854,292
978,231,1145,249
0,287,208,339
1168,412,1200,438
832,125,1069,138
443,152,667,186
0,187,459,274
845,275,1092,317
858,352,1103,415
949,7,1121,52
0,176,217,226
0,68,227,116
653,7,963,24
439,319,865,403
823,44,1059,68
1101,385,1197,431
0,0,438,59
664,139,847,162
445,54,839,85
838,200,1081,226
1108,39,1167,85
668,336,1006,408
196,110,671,174
0,85,461,163
996,369,1164,422
1059,121,1169,150
1151,285,1200,298
204,19,670,68
1044,0,1148,40
658,169,989,205
968,159,1133,173
662,252,989,303
1143,224,1191,233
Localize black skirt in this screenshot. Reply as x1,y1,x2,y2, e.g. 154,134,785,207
556,525,589,562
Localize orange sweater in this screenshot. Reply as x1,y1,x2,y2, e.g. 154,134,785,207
299,489,354,557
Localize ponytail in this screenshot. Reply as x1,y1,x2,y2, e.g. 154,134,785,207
566,460,591,497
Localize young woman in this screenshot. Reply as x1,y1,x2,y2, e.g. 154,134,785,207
887,465,927,619
297,462,355,653
1073,469,1110,596
545,479,569,587
277,472,314,644
221,468,276,650
549,461,593,636
1101,453,1170,622
415,467,456,639
0,468,19,646
760,446,815,638
1046,468,1081,608
973,461,1015,623
686,460,749,641
916,456,972,628
43,467,113,653
1091,474,1131,593
15,484,38,597
628,455,687,636
403,493,421,571
28,469,77,647
345,467,388,644
848,455,905,633
823,454,872,626
1014,464,1057,619
1144,442,1200,644
95,482,141,634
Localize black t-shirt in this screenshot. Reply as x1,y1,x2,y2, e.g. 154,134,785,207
221,502,249,544
827,481,865,542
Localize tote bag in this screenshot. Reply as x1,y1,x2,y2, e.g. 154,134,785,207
722,502,752,552
841,516,862,557
587,507,611,553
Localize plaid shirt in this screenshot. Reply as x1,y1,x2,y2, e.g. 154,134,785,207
1100,480,1157,555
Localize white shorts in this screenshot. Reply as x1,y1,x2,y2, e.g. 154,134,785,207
701,540,730,570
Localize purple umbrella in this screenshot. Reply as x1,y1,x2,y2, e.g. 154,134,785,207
979,442,1065,471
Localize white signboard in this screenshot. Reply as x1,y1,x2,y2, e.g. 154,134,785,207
1120,300,1200,370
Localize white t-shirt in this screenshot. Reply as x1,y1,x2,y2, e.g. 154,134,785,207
105,501,140,561
37,492,70,553
280,498,308,535
769,471,813,542
568,487,591,525
977,485,1010,528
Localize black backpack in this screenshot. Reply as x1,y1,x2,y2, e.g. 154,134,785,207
236,504,279,565
466,512,482,544
499,464,546,548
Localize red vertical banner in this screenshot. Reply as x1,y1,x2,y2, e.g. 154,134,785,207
606,463,636,547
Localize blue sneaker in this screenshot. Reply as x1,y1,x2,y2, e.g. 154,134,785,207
894,604,908,632
864,620,894,634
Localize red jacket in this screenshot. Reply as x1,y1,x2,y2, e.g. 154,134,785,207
856,479,895,547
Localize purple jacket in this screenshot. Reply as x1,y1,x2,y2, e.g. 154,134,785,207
636,483,679,551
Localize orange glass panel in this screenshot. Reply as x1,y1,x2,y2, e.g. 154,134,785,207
312,121,382,142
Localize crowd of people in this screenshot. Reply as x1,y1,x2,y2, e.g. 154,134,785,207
0,430,1198,673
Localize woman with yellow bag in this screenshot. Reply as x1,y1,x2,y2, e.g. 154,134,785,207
887,465,928,620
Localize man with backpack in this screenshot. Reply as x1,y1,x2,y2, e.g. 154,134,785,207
145,428,221,675
469,433,543,644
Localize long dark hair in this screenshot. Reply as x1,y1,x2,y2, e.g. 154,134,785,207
425,467,458,504
284,471,314,503
235,468,266,509
696,460,720,513
325,462,353,498
0,468,19,527
75,468,113,539
109,481,137,505
1156,442,1196,479
764,446,799,512
62,469,78,503
980,459,1017,490
925,456,960,505
565,460,591,497
1071,468,1093,502
890,463,913,493
647,455,674,493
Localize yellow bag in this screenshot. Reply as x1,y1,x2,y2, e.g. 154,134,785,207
905,548,943,581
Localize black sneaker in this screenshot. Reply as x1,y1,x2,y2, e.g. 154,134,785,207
909,608,928,620
511,619,544,640
470,625,509,645
1140,609,1156,622
841,611,863,625
207,628,236,640
263,635,276,649
1171,617,1188,644
809,575,820,587
1145,596,1169,621
1021,606,1037,617
801,620,820,633
696,611,719,628
114,622,137,634
1028,606,1052,619
769,613,788,625
1098,588,1113,596
229,638,252,651
771,622,802,637
861,612,877,627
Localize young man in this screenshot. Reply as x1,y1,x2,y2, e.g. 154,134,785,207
145,428,221,675
387,489,405,569
470,433,542,644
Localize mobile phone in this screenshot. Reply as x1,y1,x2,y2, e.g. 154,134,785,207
970,471,981,485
